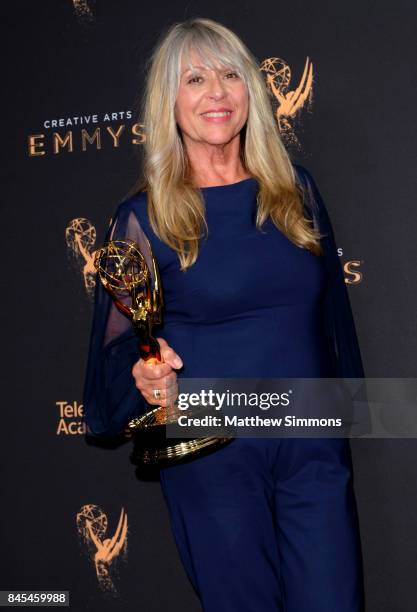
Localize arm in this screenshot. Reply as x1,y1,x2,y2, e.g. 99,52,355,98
294,163,365,379
82,199,149,440
294,164,372,436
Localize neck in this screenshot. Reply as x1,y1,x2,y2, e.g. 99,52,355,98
184,133,250,188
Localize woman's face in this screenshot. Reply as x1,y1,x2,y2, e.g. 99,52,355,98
175,50,249,148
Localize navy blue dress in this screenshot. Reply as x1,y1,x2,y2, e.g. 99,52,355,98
83,164,366,611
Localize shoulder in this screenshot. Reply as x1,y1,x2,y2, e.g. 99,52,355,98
292,162,308,183
109,190,152,232
292,162,317,194
111,189,174,267
114,190,148,219
292,162,324,222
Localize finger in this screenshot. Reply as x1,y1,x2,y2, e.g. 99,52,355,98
144,362,174,379
143,371,177,389
142,373,177,398
132,370,177,400
156,337,183,369
132,360,173,381
143,382,178,402
142,382,179,406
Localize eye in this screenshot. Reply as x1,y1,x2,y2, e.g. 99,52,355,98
187,75,203,84
225,71,239,79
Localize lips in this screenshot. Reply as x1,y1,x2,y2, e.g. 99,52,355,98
201,108,233,114
200,109,233,121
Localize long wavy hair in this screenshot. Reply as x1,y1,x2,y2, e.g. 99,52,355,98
133,17,323,270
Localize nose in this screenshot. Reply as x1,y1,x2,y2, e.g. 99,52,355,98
206,73,227,99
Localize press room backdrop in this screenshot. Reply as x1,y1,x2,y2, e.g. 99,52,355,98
2,1,416,610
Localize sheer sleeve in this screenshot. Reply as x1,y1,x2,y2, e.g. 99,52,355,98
82,198,154,439
294,164,366,379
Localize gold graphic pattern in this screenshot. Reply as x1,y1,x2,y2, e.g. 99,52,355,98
66,218,98,295
77,504,128,595
260,56,314,148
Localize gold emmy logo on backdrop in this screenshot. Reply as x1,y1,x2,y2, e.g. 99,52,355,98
66,218,98,296
260,57,314,148
77,504,128,595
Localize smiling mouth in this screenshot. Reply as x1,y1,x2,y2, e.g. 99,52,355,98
201,111,232,117
200,110,233,124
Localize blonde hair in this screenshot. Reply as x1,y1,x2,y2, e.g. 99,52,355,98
134,17,323,270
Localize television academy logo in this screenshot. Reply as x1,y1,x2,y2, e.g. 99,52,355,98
77,504,128,596
56,400,85,435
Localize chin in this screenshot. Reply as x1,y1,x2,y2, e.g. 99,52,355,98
201,129,237,142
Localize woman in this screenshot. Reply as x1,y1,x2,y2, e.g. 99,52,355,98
83,17,365,611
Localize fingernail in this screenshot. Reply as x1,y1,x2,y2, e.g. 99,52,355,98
173,356,183,368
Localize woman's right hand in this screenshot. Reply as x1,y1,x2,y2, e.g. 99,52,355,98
131,337,183,407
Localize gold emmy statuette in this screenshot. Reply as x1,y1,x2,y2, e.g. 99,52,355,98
94,237,233,465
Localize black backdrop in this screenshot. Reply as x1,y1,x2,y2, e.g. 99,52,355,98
2,1,417,610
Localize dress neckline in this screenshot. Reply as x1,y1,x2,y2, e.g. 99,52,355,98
199,177,257,191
